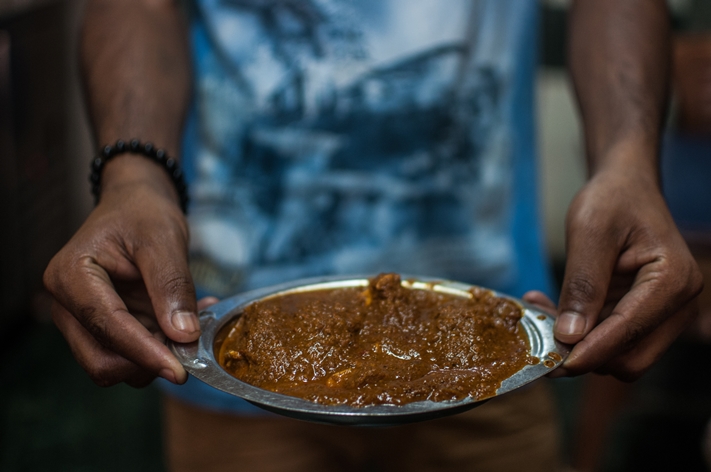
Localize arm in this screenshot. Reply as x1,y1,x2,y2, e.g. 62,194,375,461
553,0,703,380
43,0,196,387
570,0,669,176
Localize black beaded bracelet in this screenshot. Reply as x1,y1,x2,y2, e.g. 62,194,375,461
89,139,189,213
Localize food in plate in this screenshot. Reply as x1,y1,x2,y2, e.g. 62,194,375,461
215,273,537,407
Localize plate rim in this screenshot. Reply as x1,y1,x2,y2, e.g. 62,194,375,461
168,274,570,425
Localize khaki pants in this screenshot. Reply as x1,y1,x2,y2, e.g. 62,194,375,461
164,380,561,472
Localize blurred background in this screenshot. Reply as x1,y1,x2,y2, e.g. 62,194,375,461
1,0,711,470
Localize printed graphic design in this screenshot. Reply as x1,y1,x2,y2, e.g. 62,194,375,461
188,0,523,294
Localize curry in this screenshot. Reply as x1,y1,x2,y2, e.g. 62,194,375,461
216,273,535,407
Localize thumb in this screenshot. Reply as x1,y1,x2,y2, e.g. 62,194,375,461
134,234,200,343
556,224,620,344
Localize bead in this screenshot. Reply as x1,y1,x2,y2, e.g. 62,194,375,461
102,145,113,158
165,158,176,169
91,157,103,171
129,139,141,152
144,142,156,156
155,149,166,161
115,140,126,152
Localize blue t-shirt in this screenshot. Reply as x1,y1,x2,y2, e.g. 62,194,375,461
661,133,711,233
162,0,554,413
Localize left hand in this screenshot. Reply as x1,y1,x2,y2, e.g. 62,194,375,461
540,168,702,381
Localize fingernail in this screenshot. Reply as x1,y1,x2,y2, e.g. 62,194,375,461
160,369,177,384
171,311,200,334
555,311,586,336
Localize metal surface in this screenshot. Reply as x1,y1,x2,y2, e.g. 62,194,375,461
169,276,570,426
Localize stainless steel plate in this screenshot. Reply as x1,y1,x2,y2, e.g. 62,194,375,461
169,275,570,426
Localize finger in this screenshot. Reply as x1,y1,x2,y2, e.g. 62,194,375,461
52,301,158,387
198,296,220,311
133,231,200,343
556,216,621,344
47,256,187,383
552,261,696,378
595,299,697,381
522,290,557,315
125,373,158,389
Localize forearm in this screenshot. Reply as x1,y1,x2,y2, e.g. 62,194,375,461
569,0,671,178
556,0,703,381
81,0,191,196
45,1,198,389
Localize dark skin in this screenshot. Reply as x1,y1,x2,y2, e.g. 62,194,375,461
44,0,703,388
553,0,702,380
44,0,195,387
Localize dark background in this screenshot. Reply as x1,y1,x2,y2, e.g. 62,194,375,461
2,1,711,470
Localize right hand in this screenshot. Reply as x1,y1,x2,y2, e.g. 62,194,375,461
44,156,204,388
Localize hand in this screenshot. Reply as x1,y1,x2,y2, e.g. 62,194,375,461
44,157,205,387
550,168,703,381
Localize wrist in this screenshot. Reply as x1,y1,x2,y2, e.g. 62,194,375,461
100,154,181,206
588,135,661,187
91,140,189,212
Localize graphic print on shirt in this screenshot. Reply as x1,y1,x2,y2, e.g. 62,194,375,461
188,0,525,295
